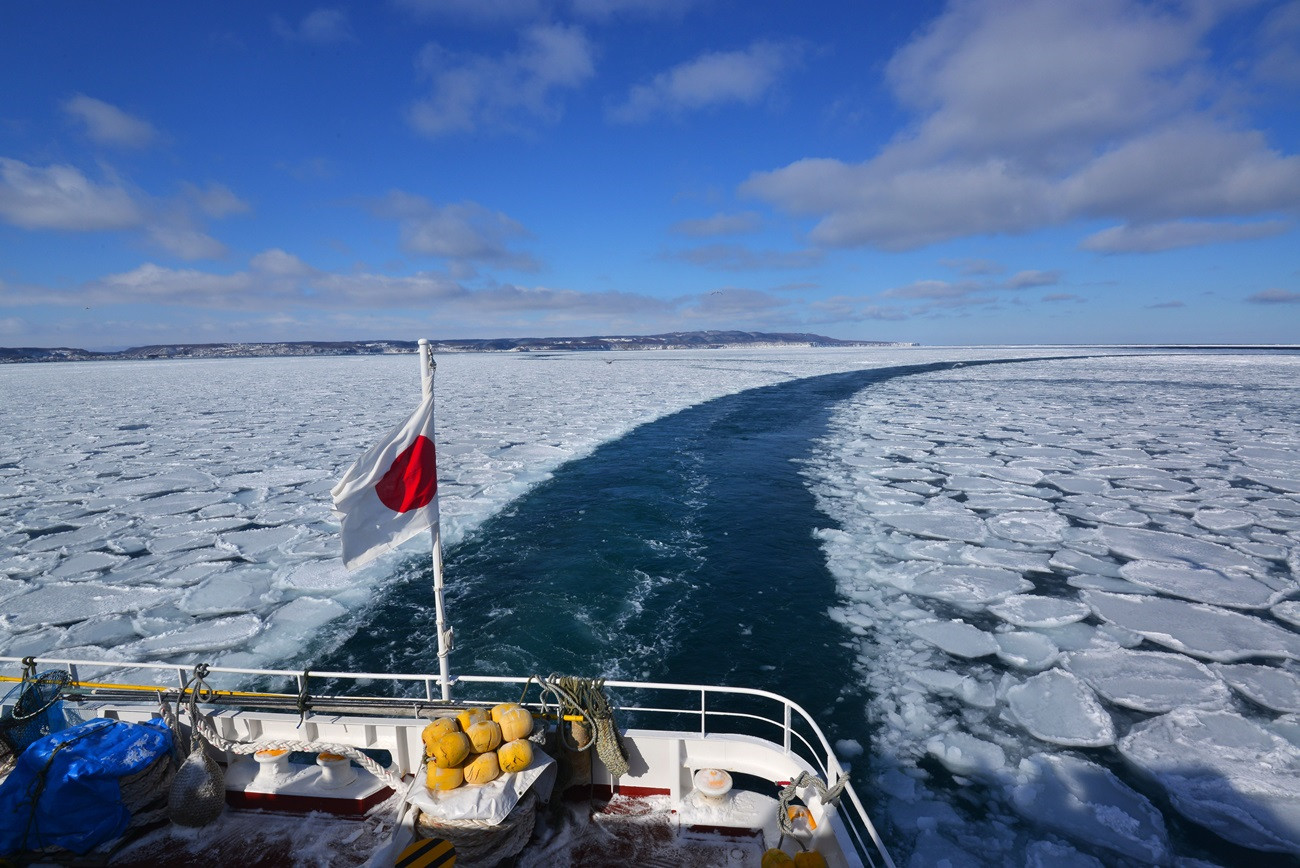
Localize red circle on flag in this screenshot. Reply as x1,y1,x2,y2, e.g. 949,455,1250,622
375,435,438,513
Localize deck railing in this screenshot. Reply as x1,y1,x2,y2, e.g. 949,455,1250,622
1,656,893,868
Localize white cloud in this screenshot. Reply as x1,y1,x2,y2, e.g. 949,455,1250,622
742,0,1300,252
183,182,251,218
1081,219,1292,252
273,8,355,44
1005,269,1060,289
669,211,762,236
250,249,315,276
669,243,821,271
0,157,144,230
394,0,545,24
147,226,228,261
408,25,594,137
62,95,158,149
1255,1,1300,85
609,40,799,123
1246,288,1300,304
569,0,696,20
371,191,538,270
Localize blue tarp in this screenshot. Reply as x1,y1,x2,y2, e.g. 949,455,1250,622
0,717,172,856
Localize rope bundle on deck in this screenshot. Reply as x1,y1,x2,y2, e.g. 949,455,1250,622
533,674,629,780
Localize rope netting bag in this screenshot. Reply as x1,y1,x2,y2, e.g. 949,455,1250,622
0,666,78,758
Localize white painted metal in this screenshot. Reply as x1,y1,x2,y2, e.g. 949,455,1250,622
418,337,453,703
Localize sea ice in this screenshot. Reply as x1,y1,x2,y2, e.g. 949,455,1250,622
119,613,263,657
1118,708,1300,853
1022,841,1104,868
1193,508,1256,531
905,565,1033,606
1,583,171,630
1065,648,1229,713
925,731,1007,781
1011,753,1168,864
1082,591,1300,662
875,511,987,544
1099,525,1267,578
1005,669,1115,747
1214,663,1300,713
988,595,1090,628
1117,560,1280,609
1273,601,1300,629
906,619,998,658
986,512,1068,545
993,632,1059,671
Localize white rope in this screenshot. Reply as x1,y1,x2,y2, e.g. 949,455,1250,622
181,668,406,790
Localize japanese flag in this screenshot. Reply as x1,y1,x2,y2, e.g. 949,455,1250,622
332,393,440,569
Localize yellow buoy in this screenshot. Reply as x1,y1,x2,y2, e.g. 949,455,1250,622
429,731,472,769
496,739,533,773
498,705,534,742
761,849,794,868
466,720,503,753
463,751,501,786
456,707,489,731
490,702,520,723
421,718,460,755
426,762,464,791
793,851,828,868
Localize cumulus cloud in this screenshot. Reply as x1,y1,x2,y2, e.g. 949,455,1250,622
370,191,538,270
395,0,696,23
1005,269,1060,289
609,40,800,123
0,158,248,263
1080,219,1291,253
27,256,679,336
147,226,228,261
272,8,355,43
0,157,144,230
742,0,1300,252
394,0,545,24
669,211,762,237
1246,288,1300,304
183,182,251,218
684,287,789,318
941,257,1004,275
1255,1,1300,85
408,25,594,137
62,95,158,149
668,243,821,271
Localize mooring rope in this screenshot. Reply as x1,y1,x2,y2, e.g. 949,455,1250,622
177,666,405,789
777,770,849,835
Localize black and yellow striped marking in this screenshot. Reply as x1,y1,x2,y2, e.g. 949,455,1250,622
395,837,456,868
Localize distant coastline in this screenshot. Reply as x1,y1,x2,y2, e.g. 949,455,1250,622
0,331,915,364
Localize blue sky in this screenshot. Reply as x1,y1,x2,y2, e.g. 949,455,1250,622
2,0,1298,349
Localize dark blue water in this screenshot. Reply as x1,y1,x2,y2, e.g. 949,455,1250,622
320,361,1023,714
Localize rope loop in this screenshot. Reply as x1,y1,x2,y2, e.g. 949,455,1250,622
20,657,36,680
776,771,849,835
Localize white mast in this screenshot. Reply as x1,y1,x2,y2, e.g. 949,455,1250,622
419,338,453,702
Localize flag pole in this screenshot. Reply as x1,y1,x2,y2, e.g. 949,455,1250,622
420,338,453,702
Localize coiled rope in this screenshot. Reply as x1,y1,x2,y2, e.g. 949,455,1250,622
777,771,849,836
529,674,629,779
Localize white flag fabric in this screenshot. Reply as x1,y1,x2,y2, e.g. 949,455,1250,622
332,393,440,569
